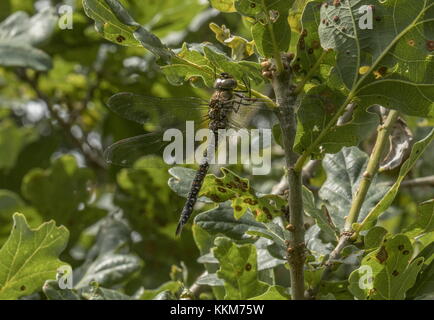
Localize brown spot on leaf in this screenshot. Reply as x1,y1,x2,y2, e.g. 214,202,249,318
402,250,410,255
376,246,388,263
217,187,226,193
262,207,272,219
427,40,434,52
407,39,416,47
209,195,221,202
333,16,340,22
116,35,126,43
378,66,388,75
392,270,399,277
398,245,404,251
243,198,254,205
311,40,320,49
241,182,248,191
245,263,252,271
20,285,26,291
235,205,242,211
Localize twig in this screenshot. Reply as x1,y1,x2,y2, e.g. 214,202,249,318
309,109,400,299
400,176,434,187
344,109,400,231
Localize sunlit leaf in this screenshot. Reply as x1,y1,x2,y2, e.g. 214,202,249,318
0,213,69,299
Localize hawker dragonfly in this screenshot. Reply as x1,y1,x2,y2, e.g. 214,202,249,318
104,73,278,235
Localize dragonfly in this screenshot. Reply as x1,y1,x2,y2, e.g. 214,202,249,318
104,73,278,236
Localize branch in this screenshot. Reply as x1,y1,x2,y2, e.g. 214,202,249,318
271,66,305,300
15,69,105,169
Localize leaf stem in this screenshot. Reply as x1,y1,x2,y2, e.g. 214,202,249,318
344,109,400,231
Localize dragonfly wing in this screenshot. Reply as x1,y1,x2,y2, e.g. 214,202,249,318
229,98,278,130
107,93,209,127
104,132,172,168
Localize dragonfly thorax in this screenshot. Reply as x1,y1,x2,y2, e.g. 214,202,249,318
214,73,237,90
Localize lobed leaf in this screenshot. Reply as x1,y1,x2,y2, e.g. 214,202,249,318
348,234,424,300
82,0,172,62
0,213,69,299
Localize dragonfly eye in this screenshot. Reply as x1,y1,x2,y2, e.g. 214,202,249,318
214,74,237,90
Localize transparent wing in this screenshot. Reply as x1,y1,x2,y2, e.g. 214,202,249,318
228,97,279,130
104,132,166,167
104,111,215,168
107,92,209,128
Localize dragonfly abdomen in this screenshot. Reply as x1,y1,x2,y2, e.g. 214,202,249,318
175,161,210,236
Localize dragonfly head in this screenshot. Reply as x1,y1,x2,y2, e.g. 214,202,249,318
214,72,237,90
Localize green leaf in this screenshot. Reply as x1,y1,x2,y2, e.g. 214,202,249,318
209,23,255,60
0,10,56,70
73,215,142,289
194,203,268,240
0,213,69,299
0,42,52,71
407,199,434,235
200,167,286,223
319,0,434,117
294,85,378,156
348,234,424,300
364,226,388,250
319,147,388,230
213,237,269,299
203,46,263,84
292,0,334,80
82,0,172,62
161,43,214,86
248,285,290,300
0,119,37,170
21,155,95,225
139,281,182,300
302,186,339,242
407,243,434,299
244,0,292,57
43,280,131,300
210,0,236,13
358,129,434,232
0,190,41,246
75,252,142,289
192,225,225,300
